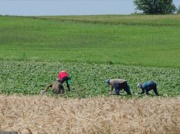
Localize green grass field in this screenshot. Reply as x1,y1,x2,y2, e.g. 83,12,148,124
0,15,180,67
0,15,180,97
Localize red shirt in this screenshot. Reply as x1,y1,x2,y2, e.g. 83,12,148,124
57,71,68,80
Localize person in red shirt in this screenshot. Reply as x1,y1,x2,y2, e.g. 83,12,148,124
57,71,71,91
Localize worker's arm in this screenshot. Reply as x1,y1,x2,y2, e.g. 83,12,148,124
45,84,53,92
40,84,53,95
110,85,114,91
141,87,145,94
108,85,114,95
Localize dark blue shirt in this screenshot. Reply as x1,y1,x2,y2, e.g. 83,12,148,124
142,81,156,89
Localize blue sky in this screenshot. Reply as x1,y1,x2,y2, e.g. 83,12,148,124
0,0,180,16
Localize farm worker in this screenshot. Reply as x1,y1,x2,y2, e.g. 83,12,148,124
40,81,64,94
106,79,132,95
137,81,159,96
57,70,71,91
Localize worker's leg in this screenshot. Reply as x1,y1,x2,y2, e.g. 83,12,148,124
60,76,70,91
146,83,159,96
123,82,132,95
114,84,120,95
152,84,159,96
66,80,70,91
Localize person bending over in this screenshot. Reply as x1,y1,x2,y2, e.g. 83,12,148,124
41,81,64,94
57,70,71,91
106,79,132,95
137,81,159,96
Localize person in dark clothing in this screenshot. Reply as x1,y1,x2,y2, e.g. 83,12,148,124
106,79,132,95
137,81,159,96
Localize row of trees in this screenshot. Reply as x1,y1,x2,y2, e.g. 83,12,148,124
133,0,180,14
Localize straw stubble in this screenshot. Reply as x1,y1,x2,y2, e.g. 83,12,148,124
0,95,179,134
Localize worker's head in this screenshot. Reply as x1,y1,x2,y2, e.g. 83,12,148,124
137,83,142,88
56,78,61,82
105,79,110,85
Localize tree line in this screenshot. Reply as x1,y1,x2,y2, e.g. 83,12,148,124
133,0,180,14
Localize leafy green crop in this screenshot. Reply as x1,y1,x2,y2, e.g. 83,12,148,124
0,15,180,98
0,61,179,98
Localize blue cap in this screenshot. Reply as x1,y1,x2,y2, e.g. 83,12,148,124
137,83,141,88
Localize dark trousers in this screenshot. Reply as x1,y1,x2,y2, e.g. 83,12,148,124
115,82,132,95
142,83,159,96
58,76,70,91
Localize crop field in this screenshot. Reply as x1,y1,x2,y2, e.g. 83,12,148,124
0,60,179,97
0,15,180,133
